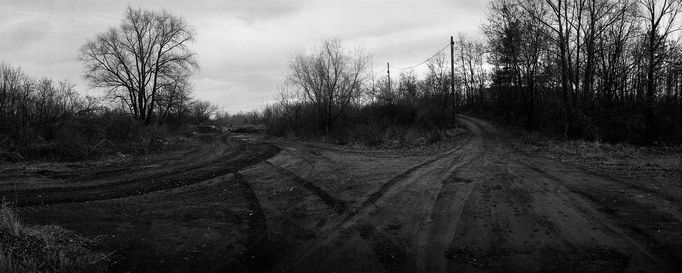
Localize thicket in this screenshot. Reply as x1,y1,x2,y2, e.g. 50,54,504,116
264,100,452,147
473,0,682,144
263,40,457,146
0,7,221,162
0,62,216,162
266,0,682,146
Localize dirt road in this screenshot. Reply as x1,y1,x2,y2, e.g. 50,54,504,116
1,116,680,272
0,139,281,272
260,116,681,273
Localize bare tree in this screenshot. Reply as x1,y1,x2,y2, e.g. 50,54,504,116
398,70,419,102
277,83,304,131
288,39,369,133
485,0,550,125
80,7,198,125
373,75,395,106
527,0,575,107
191,100,218,123
456,36,488,107
637,0,682,103
0,62,95,147
157,70,193,124
425,52,449,101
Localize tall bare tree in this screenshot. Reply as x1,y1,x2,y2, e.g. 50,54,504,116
425,52,449,100
456,36,487,107
637,0,682,103
288,39,369,133
80,7,198,125
190,100,218,123
157,70,193,124
485,0,550,125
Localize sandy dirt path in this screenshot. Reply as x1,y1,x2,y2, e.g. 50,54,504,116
2,116,680,273
0,139,282,272
267,115,681,273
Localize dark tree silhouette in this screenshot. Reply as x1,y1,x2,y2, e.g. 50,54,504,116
288,39,369,133
80,7,198,125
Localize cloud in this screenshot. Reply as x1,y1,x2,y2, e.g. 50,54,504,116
0,0,489,113
0,18,51,52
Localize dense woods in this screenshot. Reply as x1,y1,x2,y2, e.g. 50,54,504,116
0,61,214,160
476,0,682,144
0,62,97,158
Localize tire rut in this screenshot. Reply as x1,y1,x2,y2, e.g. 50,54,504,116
232,171,273,273
356,221,410,273
515,159,680,271
2,143,281,207
350,133,472,216
275,125,475,273
263,161,348,213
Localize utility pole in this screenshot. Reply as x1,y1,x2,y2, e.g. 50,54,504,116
450,36,456,110
387,62,391,94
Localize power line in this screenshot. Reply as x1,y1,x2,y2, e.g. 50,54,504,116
396,43,450,71
374,66,388,74
372,42,451,76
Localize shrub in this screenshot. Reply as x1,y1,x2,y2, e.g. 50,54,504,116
0,200,109,272
264,94,456,148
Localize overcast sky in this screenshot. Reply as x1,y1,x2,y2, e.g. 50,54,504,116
0,0,489,113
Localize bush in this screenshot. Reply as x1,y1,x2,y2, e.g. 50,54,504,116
264,95,456,148
0,200,109,272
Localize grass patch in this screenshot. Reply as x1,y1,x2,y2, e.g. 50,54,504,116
513,131,682,179
0,200,109,273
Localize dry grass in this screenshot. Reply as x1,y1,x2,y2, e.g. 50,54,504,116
514,131,682,180
0,200,109,273
0,200,21,236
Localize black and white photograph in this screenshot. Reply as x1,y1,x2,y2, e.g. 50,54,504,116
0,0,681,272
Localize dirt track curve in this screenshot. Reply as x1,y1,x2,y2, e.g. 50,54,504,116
0,140,281,272
1,116,680,273
267,115,682,273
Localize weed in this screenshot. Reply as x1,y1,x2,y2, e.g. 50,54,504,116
0,200,109,273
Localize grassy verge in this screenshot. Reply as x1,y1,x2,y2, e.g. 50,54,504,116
511,131,682,181
291,126,468,156
0,200,109,273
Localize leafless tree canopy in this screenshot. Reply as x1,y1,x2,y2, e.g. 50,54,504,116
288,39,369,132
80,7,198,125
0,62,99,150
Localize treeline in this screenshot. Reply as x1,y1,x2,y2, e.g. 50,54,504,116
0,62,216,161
475,0,682,144
272,0,682,145
263,39,456,146
1,7,222,161
0,62,96,154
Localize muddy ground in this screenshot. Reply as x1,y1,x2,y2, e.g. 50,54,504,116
0,115,680,273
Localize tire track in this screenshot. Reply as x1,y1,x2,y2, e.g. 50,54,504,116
275,123,475,273
350,132,473,216
516,159,681,271
276,143,355,187
411,119,486,272
463,116,676,271
1,143,281,207
263,161,348,213
356,221,410,273
10,143,240,193
232,171,273,273
277,115,680,272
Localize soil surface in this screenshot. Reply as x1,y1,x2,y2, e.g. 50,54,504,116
1,115,680,273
